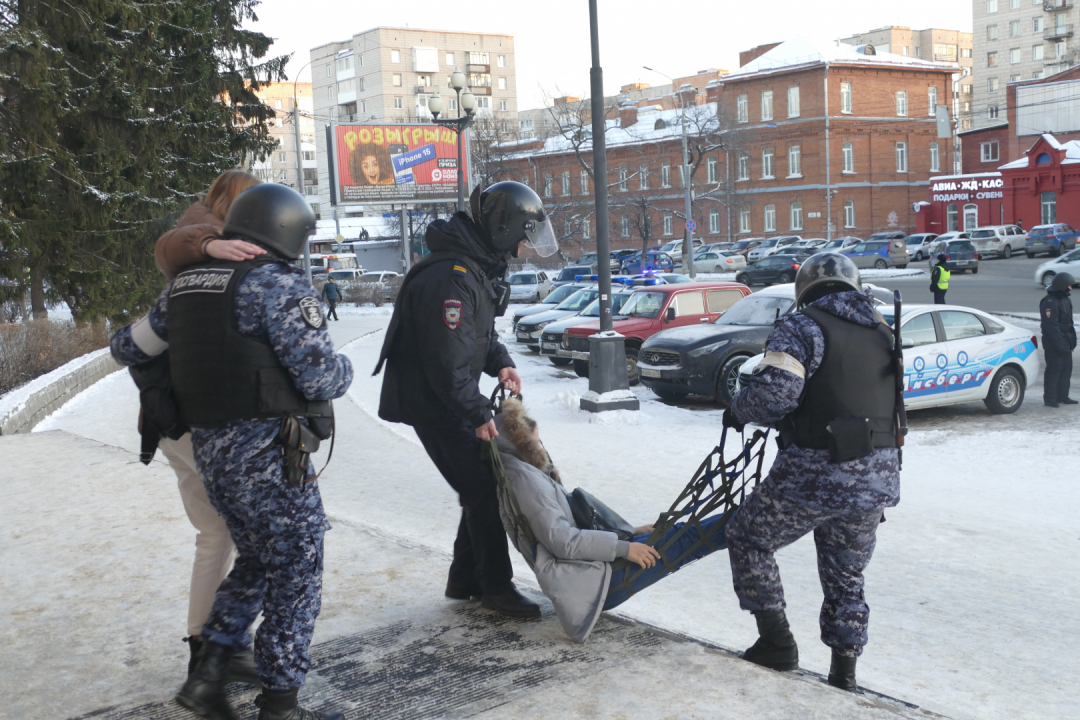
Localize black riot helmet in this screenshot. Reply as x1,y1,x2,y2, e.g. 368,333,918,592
223,184,317,260
471,181,558,258
1050,272,1076,293
794,252,862,308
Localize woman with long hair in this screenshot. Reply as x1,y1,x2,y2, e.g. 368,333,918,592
348,142,395,186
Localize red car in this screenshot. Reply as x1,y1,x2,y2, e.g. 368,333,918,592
561,281,752,383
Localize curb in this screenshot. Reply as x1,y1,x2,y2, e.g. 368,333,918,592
0,349,122,436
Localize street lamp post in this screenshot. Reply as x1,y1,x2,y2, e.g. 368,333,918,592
294,62,314,280
645,66,695,278
429,70,476,213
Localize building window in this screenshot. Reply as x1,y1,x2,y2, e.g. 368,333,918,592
788,145,802,177
987,78,1000,93
619,166,628,191
303,151,314,162
842,142,854,172
707,156,718,183
544,173,552,197
737,154,749,181
497,55,506,68
469,51,489,64
663,213,674,236
393,97,403,109
475,96,491,110
639,164,649,190
764,204,776,232
1010,0,1019,7
928,86,938,115
280,170,288,181
1034,69,1044,79
840,82,852,113
583,218,591,239
336,56,353,74
1033,17,1043,33
930,142,940,172
560,171,570,195
963,83,973,95
278,152,287,163
1009,47,1021,64
762,148,774,178
580,170,589,194
961,48,973,58
737,94,748,123
915,46,921,57
1042,191,1057,224
564,219,572,237
1010,19,1021,36
790,202,803,231
989,105,1000,119
739,209,751,233
946,203,959,231
498,77,507,90
327,86,333,99
416,75,431,87
338,79,353,93
470,73,491,87
986,0,997,13
326,65,332,77
1033,44,1044,61
844,200,855,228
987,25,999,41
787,86,800,118
981,141,999,162
499,100,508,111
987,51,999,67
896,91,908,116
661,161,671,187
445,52,454,66
761,90,773,121
964,203,979,230
392,74,402,87
896,142,908,173
274,99,282,109
1056,40,1068,59
391,49,400,63
359,77,365,91
1010,74,1021,82
709,208,720,234
621,214,630,237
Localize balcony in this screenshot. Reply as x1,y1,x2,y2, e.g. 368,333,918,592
1045,24,1074,38
1044,1,1073,10
466,63,489,73
934,53,959,62
468,86,491,95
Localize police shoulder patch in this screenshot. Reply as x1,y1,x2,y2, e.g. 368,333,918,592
443,299,463,329
452,264,468,276
298,297,324,329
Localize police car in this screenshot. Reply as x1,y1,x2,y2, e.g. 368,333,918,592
738,304,1039,414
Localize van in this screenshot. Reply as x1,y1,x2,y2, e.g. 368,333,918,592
970,225,1023,259
845,237,909,269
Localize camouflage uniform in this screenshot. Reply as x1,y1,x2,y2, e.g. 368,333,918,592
726,290,899,657
111,259,353,689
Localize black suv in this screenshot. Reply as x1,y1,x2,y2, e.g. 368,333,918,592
734,255,804,286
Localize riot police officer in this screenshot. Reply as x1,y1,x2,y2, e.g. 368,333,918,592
375,181,558,617
1041,271,1077,408
722,252,901,693
111,184,353,720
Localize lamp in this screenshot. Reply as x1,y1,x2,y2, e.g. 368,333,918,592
431,68,477,211
461,88,477,114
428,92,444,118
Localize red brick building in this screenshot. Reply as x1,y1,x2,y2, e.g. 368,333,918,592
501,38,955,256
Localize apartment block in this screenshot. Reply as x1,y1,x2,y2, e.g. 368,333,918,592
974,0,1078,136
309,27,517,214
247,83,319,217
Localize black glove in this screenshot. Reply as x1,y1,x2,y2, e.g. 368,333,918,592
723,407,745,433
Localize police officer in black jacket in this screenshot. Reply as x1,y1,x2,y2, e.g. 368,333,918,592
1041,272,1077,408
375,181,559,617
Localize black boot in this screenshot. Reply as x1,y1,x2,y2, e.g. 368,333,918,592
480,585,542,619
255,688,344,720
184,636,205,677
185,636,260,685
742,610,799,671
176,641,240,720
827,650,858,692
444,577,482,600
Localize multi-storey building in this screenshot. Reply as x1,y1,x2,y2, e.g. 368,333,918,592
501,38,955,258
246,83,319,217
309,27,518,215
840,26,973,132
973,0,1078,136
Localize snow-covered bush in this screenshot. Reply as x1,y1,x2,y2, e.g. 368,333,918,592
0,320,109,396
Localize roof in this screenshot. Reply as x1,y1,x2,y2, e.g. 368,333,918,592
998,133,1080,169
957,122,1008,137
723,37,955,81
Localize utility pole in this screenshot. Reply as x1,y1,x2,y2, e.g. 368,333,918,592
824,64,833,241
679,99,696,278
293,102,312,281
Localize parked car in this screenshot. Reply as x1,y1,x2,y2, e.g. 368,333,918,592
727,238,764,258
659,238,705,265
789,238,827,251
693,250,746,273
658,273,692,284
701,242,734,253
514,285,600,351
1025,223,1080,258
508,270,553,303
512,282,589,326
867,231,907,243
638,284,796,405
621,251,675,275
747,235,802,261
970,225,1024,259
735,255,805,286
904,233,938,261
577,252,600,270
1034,246,1080,288
538,291,636,365
551,265,594,288
820,236,862,252
844,238,909,269
327,269,364,280
352,270,400,300
561,281,752,383
928,238,979,273
610,249,638,272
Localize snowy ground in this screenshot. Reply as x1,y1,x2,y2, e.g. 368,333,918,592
5,311,1079,719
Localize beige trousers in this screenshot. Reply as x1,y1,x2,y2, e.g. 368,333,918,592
159,434,237,636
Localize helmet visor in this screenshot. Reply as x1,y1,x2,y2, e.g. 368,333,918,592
523,218,559,257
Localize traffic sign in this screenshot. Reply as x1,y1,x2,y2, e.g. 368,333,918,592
686,220,696,232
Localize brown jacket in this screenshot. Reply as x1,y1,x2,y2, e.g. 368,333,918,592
154,202,222,280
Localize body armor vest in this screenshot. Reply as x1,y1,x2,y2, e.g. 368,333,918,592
780,305,898,450
168,258,329,428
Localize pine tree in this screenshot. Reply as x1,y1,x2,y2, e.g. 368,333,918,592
0,0,287,322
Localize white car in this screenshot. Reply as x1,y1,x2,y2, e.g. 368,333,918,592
969,225,1024,259
739,304,1039,414
509,270,553,303
658,238,705,265
693,251,747,272
903,233,938,261
1033,246,1080,288
748,235,802,262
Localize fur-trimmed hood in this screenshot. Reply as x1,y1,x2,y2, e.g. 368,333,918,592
494,398,562,485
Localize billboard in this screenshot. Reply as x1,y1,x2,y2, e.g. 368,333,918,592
334,124,466,204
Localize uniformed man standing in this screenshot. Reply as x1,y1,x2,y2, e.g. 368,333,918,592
930,253,950,305
375,182,558,617
1041,272,1077,408
722,253,901,693
111,184,353,720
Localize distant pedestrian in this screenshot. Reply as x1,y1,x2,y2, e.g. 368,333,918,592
1016,218,1024,232
1040,272,1077,408
359,227,370,241
321,276,341,321
930,254,950,305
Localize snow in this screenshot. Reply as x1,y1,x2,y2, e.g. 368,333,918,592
725,37,956,81
0,347,112,422
5,314,1079,719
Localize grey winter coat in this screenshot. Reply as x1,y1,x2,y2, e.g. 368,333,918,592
493,400,629,643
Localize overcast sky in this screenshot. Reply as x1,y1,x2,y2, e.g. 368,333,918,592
250,0,973,109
